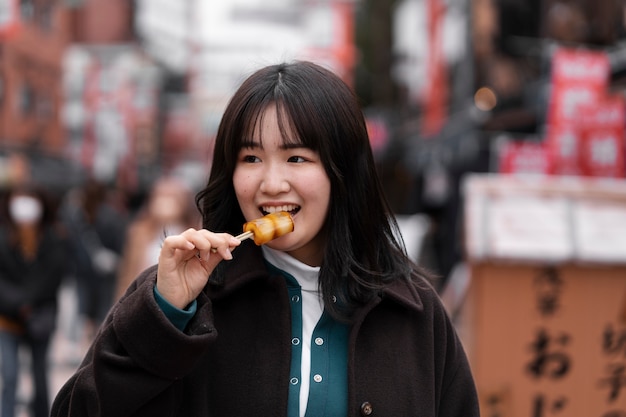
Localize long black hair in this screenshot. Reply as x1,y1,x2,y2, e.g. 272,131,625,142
196,61,429,318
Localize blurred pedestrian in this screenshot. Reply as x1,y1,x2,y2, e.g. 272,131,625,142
60,178,127,342
114,176,199,300
0,184,69,417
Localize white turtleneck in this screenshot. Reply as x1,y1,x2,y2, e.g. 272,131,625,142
262,246,324,417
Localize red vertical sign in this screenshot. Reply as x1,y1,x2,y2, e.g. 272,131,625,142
332,1,355,86
421,0,447,137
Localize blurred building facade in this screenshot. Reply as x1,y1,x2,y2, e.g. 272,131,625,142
0,0,625,280
0,0,143,193
0,0,133,153
0,0,359,195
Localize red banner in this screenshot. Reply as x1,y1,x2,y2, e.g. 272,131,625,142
577,96,625,178
498,140,551,175
544,47,625,178
421,0,448,137
547,48,610,126
545,124,582,176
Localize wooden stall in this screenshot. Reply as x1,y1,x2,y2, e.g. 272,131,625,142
461,173,626,417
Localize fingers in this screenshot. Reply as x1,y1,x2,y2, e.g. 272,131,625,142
156,229,242,308
161,228,241,262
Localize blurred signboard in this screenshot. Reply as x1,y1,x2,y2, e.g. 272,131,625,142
577,97,626,178
462,262,626,417
544,47,624,178
62,45,162,189
573,200,626,264
496,139,551,176
546,48,610,127
497,47,625,180
461,173,626,417
496,102,626,178
464,173,626,263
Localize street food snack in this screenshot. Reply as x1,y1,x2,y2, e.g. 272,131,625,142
210,211,294,253
241,211,294,245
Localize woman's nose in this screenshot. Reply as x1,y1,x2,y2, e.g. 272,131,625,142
259,165,290,194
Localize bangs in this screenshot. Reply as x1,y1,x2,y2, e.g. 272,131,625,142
238,101,309,150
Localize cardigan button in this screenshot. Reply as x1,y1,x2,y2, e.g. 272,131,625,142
360,402,373,415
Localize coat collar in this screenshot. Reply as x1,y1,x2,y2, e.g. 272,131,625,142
208,242,425,314
377,273,425,313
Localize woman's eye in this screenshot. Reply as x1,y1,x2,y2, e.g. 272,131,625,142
242,155,260,163
288,156,306,163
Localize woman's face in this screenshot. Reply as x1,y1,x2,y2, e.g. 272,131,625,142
233,106,331,266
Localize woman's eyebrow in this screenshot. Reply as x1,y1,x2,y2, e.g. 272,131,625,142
240,140,262,149
240,139,306,150
280,142,307,150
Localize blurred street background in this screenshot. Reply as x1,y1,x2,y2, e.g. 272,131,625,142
1,0,626,416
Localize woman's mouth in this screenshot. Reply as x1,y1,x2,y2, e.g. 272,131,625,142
260,205,300,216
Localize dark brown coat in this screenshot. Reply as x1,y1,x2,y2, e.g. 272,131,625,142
52,243,479,417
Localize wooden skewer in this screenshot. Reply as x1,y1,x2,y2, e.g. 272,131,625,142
234,231,254,241
209,231,254,253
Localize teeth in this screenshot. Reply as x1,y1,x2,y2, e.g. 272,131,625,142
262,205,298,213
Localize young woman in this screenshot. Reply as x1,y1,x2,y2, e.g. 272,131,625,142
52,61,479,417
0,184,68,417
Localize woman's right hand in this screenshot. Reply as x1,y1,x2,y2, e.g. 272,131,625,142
156,228,241,309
